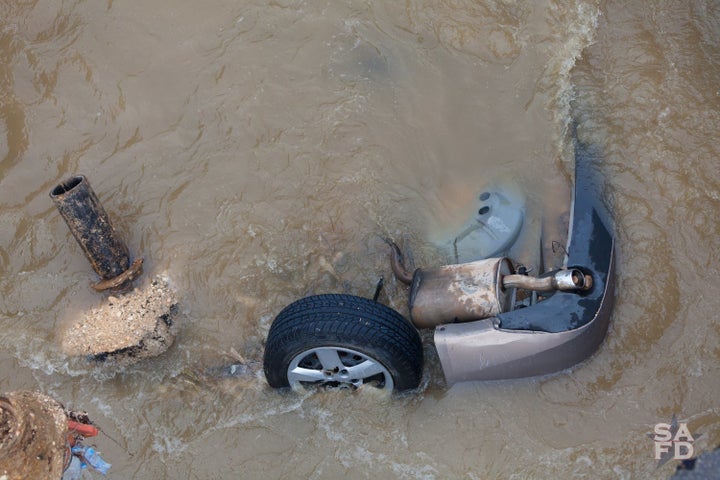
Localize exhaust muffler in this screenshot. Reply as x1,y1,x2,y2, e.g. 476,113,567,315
408,257,513,329
389,241,591,329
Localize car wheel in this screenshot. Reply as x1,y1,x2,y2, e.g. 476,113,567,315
263,294,423,391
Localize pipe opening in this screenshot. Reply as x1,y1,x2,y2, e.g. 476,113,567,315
502,268,592,292
51,175,84,197
560,269,590,290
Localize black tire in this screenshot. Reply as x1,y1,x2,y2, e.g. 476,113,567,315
263,294,423,391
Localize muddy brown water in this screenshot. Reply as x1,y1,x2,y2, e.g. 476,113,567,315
1,1,719,478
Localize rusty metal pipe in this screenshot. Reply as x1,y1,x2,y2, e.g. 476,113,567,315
502,269,591,292
387,240,414,285
50,175,142,292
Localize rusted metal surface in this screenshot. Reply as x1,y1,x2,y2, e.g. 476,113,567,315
388,238,594,330
407,257,513,329
386,239,415,285
91,257,144,292
50,175,141,291
0,391,67,480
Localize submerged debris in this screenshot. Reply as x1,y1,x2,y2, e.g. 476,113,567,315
61,275,179,367
0,390,112,479
0,391,67,480
50,174,141,293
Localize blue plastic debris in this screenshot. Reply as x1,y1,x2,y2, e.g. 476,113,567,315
71,445,112,475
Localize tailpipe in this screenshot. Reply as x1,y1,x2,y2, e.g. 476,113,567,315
502,269,592,292
50,175,142,292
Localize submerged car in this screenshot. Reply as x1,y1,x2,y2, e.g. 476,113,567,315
262,133,615,390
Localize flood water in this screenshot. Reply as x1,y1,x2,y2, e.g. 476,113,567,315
1,0,719,478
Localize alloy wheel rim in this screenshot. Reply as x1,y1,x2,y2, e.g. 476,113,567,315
287,346,393,391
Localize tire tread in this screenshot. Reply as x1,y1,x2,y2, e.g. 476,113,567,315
263,294,423,390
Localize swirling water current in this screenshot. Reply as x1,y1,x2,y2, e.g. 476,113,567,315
1,1,719,478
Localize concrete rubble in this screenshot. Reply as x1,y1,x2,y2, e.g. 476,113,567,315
61,275,179,367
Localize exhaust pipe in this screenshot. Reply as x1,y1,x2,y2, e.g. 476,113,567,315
388,240,592,328
502,269,592,292
50,175,142,292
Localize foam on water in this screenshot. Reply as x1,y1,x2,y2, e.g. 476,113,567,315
545,1,601,146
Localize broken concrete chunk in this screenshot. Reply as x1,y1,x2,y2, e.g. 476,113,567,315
61,275,179,367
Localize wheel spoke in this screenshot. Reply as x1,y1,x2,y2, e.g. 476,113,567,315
286,346,396,391
288,366,326,384
345,360,386,381
315,348,344,371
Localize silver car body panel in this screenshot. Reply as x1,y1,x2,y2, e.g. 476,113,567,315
434,133,616,385
435,242,614,383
